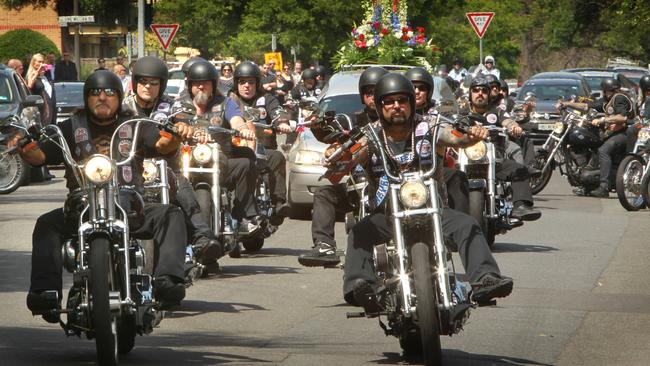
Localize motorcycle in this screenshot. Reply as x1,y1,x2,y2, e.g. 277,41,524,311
529,107,612,195
0,115,32,194
345,118,474,365
5,115,177,365
627,124,650,208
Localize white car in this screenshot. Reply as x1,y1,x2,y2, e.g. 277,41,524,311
166,67,185,99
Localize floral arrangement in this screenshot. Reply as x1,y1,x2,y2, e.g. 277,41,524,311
332,0,441,71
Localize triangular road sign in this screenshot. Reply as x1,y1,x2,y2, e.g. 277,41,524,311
466,12,494,39
150,24,179,51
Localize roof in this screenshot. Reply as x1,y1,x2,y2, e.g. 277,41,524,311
530,72,584,80
320,71,361,98
562,68,608,73
522,78,583,86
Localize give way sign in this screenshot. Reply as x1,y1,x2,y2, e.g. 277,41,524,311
466,12,494,39
150,24,179,51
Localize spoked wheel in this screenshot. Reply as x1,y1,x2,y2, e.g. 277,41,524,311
89,238,120,366
616,155,646,211
411,242,442,366
0,146,27,194
641,170,650,208
530,150,553,195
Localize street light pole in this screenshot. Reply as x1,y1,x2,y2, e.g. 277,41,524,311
74,0,80,77
138,0,144,58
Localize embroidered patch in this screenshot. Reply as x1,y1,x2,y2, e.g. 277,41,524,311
607,106,614,114
209,116,223,126
151,112,168,122
118,139,132,157
122,166,132,183
255,97,266,106
118,124,132,139
258,107,267,120
211,104,223,113
84,144,92,153
74,128,88,143
75,146,81,156
416,139,432,158
374,174,389,207
486,114,498,125
394,152,414,165
157,102,171,112
415,121,429,137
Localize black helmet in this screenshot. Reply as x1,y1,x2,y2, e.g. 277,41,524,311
470,76,490,90
84,70,124,114
373,73,415,121
639,75,650,92
234,61,262,96
131,56,168,99
485,74,499,87
186,61,219,97
601,77,620,92
453,57,462,65
405,67,434,102
181,56,205,75
302,68,317,81
315,65,327,79
499,79,509,92
358,66,388,102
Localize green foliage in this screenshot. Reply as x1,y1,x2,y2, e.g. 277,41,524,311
0,29,60,64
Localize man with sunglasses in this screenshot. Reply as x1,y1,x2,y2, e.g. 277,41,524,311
11,71,193,322
484,55,500,79
334,73,513,312
123,56,224,265
230,61,293,227
466,77,541,221
298,66,388,267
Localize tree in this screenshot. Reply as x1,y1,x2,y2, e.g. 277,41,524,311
0,29,60,63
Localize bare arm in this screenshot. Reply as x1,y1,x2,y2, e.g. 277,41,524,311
437,126,487,148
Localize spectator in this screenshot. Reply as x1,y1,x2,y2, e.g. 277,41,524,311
113,64,131,95
45,52,56,82
292,60,303,85
275,63,294,104
94,58,107,72
217,63,234,95
128,60,136,75
484,55,500,79
116,55,125,66
6,59,25,79
26,53,56,180
54,52,78,81
267,59,277,76
261,63,277,93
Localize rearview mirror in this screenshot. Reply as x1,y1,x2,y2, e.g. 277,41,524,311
22,95,44,107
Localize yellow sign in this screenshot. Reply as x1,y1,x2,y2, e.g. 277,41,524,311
264,52,283,73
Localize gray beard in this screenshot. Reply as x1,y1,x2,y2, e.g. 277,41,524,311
193,91,209,106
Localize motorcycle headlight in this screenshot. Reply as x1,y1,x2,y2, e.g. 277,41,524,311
83,155,113,184
464,141,487,161
399,180,428,209
192,144,212,164
638,128,650,143
294,150,323,165
142,160,158,183
553,122,565,133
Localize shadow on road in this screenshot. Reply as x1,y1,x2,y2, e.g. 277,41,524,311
243,247,309,258
373,350,554,365
491,242,558,253
0,194,65,204
213,264,300,279
164,299,268,319
0,250,31,293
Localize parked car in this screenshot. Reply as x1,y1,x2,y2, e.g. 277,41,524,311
562,68,637,100
517,76,591,144
607,65,650,85
0,64,44,193
167,67,184,99
54,81,84,124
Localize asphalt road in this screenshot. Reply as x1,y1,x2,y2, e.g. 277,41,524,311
1,171,650,366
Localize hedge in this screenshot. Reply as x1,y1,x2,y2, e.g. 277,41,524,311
0,29,60,65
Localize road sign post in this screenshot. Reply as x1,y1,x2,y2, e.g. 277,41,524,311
466,12,495,65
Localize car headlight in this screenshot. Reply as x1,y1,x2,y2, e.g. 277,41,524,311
192,144,212,164
294,150,323,165
399,180,428,209
553,122,565,134
142,160,158,183
83,155,113,184
638,128,650,143
464,141,487,161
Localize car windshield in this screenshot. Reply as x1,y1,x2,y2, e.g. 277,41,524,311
0,75,13,104
165,84,180,95
54,83,83,105
319,94,364,123
616,70,646,85
581,76,607,91
169,70,184,80
518,83,584,101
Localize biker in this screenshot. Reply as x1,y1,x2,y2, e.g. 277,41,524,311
626,75,650,152
171,60,260,233
338,73,513,311
177,56,206,100
229,61,292,224
122,56,223,264
14,71,191,322
486,74,503,110
466,77,541,221
499,79,515,113
448,57,468,84
314,65,328,90
289,68,321,101
298,66,388,267
405,66,470,214
484,55,500,79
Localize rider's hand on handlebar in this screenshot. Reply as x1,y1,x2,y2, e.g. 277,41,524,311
277,122,292,134
6,132,25,150
467,126,488,143
239,128,256,141
509,124,523,138
591,117,604,126
174,122,195,140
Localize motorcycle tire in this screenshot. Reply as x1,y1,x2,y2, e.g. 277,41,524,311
89,237,119,366
530,151,553,195
399,328,423,356
195,187,213,229
411,242,442,366
118,313,136,355
344,212,357,234
640,170,650,209
615,155,646,211
0,146,28,194
241,236,264,252
468,190,487,236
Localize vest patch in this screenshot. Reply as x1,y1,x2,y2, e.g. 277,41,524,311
415,121,429,137
416,139,432,158
122,166,132,183
74,128,88,143
118,124,132,139
486,113,498,125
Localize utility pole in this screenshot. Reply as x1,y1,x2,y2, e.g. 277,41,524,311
73,0,80,77
138,0,144,58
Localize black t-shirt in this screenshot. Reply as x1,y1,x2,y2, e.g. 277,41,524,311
593,94,632,117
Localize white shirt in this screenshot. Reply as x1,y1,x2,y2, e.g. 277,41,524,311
41,76,53,98
484,68,500,79
448,67,468,83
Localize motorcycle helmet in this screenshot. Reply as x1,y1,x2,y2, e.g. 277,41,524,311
405,67,434,102
500,79,509,93
567,126,603,149
453,57,462,66
186,60,219,98
600,77,620,92
181,56,206,76
84,70,124,114
485,74,500,88
315,65,327,79
234,61,263,95
373,73,415,121
469,76,491,105
358,66,388,103
639,75,650,92
302,68,317,81
131,56,168,99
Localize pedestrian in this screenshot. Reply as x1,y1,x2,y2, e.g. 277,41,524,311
54,52,78,81
261,63,277,93
113,63,131,95
292,60,303,85
6,58,25,79
217,63,234,96
45,52,56,82
94,58,107,72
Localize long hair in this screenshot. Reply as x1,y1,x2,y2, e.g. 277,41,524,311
26,53,45,80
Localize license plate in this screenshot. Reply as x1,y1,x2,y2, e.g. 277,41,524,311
537,123,555,131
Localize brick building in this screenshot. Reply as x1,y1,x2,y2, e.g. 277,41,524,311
0,1,62,50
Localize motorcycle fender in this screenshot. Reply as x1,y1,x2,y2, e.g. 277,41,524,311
194,182,211,191
468,179,486,190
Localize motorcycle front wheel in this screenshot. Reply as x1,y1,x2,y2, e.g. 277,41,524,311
615,155,646,211
195,187,213,229
640,170,650,208
0,146,28,194
89,237,120,366
411,242,442,366
530,150,554,195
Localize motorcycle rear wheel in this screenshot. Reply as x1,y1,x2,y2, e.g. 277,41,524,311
89,237,120,366
530,151,553,195
616,155,646,211
411,242,442,366
0,146,27,194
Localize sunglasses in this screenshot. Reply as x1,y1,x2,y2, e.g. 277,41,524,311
238,79,256,85
471,87,488,94
138,79,160,87
223,68,232,72
88,88,117,96
381,96,409,107
413,83,429,92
